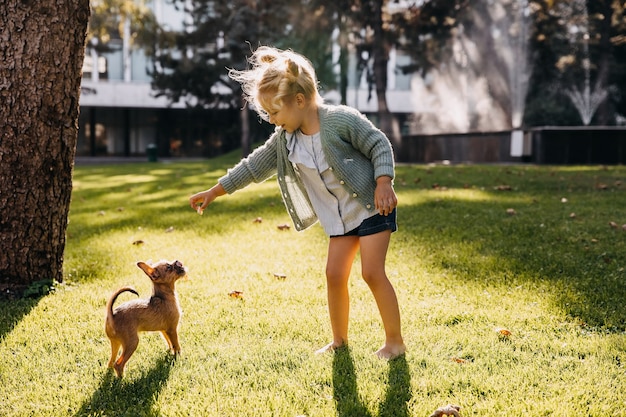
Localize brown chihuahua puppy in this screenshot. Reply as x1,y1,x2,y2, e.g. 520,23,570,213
105,260,186,377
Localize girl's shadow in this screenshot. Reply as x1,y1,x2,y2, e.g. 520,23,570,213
332,347,412,417
73,354,175,417
379,354,412,417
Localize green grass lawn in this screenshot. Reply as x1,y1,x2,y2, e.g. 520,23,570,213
1,155,626,416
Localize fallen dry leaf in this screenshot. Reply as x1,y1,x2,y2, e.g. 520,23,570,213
429,404,461,417
450,357,467,364
165,226,175,233
253,217,263,223
273,273,287,280
496,328,512,337
494,185,512,191
569,212,576,219
132,240,144,246
277,224,291,230
228,291,243,299
506,208,516,216
609,221,618,229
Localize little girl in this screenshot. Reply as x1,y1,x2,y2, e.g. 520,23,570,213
189,46,406,359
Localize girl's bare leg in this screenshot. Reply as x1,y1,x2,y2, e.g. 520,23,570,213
359,230,406,359
316,235,360,354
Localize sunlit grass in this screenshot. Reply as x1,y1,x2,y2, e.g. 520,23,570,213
1,157,625,416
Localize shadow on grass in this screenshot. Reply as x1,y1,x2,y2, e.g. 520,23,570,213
332,347,412,417
73,354,175,417
398,184,626,330
379,355,412,417
0,298,40,343
68,162,626,329
66,168,286,285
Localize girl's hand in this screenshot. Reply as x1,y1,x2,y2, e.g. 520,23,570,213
189,184,226,215
374,176,397,216
189,191,211,215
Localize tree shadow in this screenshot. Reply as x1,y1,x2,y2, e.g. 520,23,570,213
66,167,286,286
0,297,41,343
73,353,175,417
332,347,412,417
397,178,626,331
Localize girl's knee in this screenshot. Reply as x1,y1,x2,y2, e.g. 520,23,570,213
325,270,348,289
361,270,389,288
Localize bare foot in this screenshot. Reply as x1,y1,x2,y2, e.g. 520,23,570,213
375,342,406,360
315,341,346,355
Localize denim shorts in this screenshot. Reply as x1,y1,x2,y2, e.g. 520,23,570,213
331,209,397,238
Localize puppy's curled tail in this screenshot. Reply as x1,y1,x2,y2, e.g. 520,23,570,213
106,286,139,316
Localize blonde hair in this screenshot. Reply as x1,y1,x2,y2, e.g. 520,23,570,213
229,46,323,121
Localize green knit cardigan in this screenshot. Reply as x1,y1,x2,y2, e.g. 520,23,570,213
218,104,395,231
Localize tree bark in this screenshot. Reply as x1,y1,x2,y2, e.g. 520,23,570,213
371,0,402,151
0,0,90,292
592,0,613,125
240,98,251,157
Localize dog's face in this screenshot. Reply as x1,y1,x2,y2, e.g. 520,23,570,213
137,260,186,287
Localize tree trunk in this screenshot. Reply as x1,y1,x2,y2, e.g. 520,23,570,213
593,0,613,125
371,0,402,151
240,97,251,157
337,12,349,105
0,0,90,293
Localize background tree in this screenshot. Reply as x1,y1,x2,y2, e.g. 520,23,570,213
148,0,472,144
150,0,294,156
390,0,626,130
0,0,90,294
523,0,579,125
607,1,626,123
357,0,402,146
280,0,342,99
88,0,158,81
391,0,469,74
586,0,624,125
147,0,626,142
297,0,463,144
525,0,626,127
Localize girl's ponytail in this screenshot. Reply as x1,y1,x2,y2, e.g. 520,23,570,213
229,46,323,121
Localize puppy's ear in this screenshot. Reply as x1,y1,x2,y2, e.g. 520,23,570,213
137,262,156,278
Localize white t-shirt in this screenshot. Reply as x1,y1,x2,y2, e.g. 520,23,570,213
286,130,372,236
